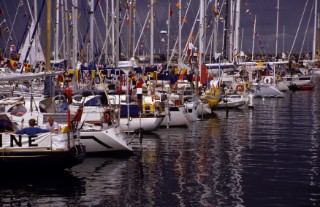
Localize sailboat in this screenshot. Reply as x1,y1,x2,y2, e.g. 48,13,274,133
0,0,85,170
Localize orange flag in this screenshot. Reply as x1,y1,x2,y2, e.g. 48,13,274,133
183,17,187,23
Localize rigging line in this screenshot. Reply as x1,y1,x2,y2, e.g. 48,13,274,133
20,0,46,73
2,1,19,50
93,17,104,55
298,1,314,61
134,11,150,55
289,0,309,58
97,0,112,56
168,0,193,66
4,1,22,53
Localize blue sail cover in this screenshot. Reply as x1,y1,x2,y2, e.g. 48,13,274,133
120,104,141,117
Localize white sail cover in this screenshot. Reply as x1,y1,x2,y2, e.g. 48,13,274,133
18,21,45,65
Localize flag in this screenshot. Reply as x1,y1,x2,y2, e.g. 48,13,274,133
183,16,187,23
233,53,240,58
170,4,173,17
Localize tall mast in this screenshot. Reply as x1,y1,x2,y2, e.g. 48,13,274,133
46,0,52,72
89,0,94,62
178,0,182,65
54,0,60,60
34,0,38,65
223,0,229,60
132,0,136,58
105,0,109,63
150,0,154,65
64,0,71,66
199,0,205,75
112,0,115,65
213,0,218,62
115,0,119,67
251,15,256,61
275,0,279,58
313,0,318,60
228,0,234,61
61,0,66,60
72,0,78,68
234,0,240,61
167,3,171,70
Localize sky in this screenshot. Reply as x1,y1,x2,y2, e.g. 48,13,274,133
0,0,317,59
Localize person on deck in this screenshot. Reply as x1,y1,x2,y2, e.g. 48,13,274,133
16,118,49,135
46,116,59,133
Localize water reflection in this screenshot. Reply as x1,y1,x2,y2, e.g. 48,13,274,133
0,171,85,206
1,80,320,206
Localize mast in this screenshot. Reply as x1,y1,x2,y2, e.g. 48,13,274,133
115,0,119,67
213,0,218,62
72,0,78,68
105,0,109,64
64,0,71,66
223,0,229,60
54,0,60,60
167,3,171,70
46,0,52,72
61,0,66,60
199,0,205,82
89,0,94,62
178,0,182,66
275,0,279,58
229,0,234,61
251,15,256,61
313,0,318,60
150,0,154,65
234,0,240,61
132,0,136,58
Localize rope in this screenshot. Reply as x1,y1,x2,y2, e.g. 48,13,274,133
4,1,21,53
288,0,309,58
298,1,313,61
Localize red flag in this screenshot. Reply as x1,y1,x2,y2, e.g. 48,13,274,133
201,64,208,85
169,4,173,17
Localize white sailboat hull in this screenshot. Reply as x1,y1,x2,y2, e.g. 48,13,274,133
161,106,188,127
120,115,165,132
251,84,284,98
80,124,132,153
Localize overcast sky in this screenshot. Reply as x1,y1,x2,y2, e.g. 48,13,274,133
0,0,317,58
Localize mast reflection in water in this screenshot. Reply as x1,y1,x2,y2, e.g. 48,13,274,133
0,77,320,207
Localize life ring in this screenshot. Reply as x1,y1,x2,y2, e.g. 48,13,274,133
264,76,272,84
236,84,245,92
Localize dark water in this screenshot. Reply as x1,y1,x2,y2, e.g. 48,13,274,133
1,78,320,207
